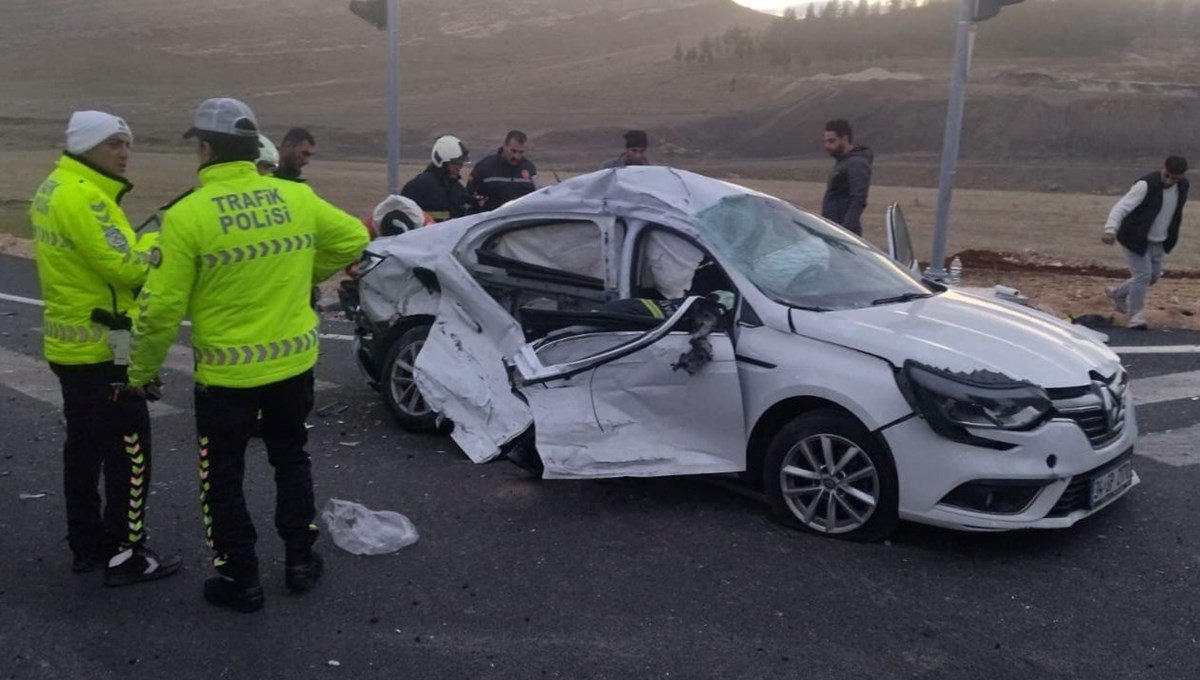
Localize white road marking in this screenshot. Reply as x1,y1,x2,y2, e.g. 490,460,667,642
1131,370,1200,407
0,292,353,341
0,346,182,417
1111,345,1200,355
1135,424,1200,467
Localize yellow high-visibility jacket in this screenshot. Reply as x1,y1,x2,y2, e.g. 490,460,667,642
31,154,157,365
129,161,368,388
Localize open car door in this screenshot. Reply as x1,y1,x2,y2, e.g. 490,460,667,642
511,297,747,480
885,202,919,275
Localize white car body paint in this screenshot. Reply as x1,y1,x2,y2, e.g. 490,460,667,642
357,167,1137,533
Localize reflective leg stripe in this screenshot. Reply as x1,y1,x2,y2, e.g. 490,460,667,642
44,320,106,343
199,435,214,549
124,432,145,545
195,235,315,271
638,298,665,319
194,328,319,367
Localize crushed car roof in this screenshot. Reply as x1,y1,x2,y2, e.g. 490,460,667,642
489,166,773,225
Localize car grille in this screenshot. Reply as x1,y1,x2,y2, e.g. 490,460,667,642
1047,370,1128,449
1047,450,1133,518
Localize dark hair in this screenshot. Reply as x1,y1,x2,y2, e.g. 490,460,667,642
197,131,258,163
504,130,527,145
824,119,854,141
624,129,648,149
1165,155,1188,175
282,128,315,146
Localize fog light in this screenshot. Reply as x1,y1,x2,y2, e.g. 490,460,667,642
940,480,1046,515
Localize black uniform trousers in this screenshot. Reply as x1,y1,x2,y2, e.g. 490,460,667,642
50,361,151,560
194,370,318,582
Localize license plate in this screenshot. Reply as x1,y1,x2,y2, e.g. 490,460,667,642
1089,460,1133,508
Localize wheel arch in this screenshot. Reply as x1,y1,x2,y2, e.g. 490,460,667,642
745,396,896,491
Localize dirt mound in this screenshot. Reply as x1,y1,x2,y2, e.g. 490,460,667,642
957,249,1200,280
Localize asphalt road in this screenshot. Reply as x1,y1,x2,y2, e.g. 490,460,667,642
1,253,1198,680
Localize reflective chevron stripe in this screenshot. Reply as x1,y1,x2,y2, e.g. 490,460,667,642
198,436,214,548
124,432,146,545
44,320,105,343
193,328,319,367
33,226,75,250
195,234,315,270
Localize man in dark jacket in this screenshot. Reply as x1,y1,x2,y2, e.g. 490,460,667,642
602,130,650,169
1103,155,1189,330
400,135,473,222
820,119,873,236
467,130,538,212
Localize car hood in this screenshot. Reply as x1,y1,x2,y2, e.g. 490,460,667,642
789,291,1121,388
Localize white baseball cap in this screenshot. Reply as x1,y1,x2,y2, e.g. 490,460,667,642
183,97,259,139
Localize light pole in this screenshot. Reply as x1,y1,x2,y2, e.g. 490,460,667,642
348,0,401,194
925,0,1023,280
386,0,399,195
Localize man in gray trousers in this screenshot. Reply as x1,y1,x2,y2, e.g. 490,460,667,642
1104,155,1189,330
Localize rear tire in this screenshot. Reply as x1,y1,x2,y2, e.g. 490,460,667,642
763,409,898,542
381,324,443,433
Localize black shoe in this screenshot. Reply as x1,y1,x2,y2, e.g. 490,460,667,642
72,553,105,574
285,550,324,594
103,546,182,587
204,576,265,613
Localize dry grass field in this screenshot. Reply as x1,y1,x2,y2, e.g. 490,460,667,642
4,147,1199,330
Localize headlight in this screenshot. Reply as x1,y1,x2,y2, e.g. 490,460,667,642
896,360,1051,446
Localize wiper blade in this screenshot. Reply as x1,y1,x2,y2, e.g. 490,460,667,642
790,304,832,312
871,292,935,306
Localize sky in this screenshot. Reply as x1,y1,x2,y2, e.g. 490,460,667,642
732,0,797,13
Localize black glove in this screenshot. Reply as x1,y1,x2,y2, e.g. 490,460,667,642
117,377,163,402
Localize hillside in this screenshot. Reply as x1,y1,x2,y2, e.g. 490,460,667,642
0,0,1195,182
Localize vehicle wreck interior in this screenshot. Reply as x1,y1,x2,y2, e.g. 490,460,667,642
471,219,736,346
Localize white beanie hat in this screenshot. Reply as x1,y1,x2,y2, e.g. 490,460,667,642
66,110,132,155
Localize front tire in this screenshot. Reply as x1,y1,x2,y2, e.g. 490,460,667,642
382,324,442,433
763,409,898,542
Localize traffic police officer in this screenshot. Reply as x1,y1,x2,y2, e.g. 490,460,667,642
31,110,181,585
127,98,368,612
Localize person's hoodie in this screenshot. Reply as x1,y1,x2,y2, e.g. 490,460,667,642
821,146,874,236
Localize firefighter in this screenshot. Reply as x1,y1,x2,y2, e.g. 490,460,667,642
30,110,180,585
400,135,473,221
127,98,368,612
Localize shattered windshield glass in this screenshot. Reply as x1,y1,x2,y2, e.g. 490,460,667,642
694,194,930,311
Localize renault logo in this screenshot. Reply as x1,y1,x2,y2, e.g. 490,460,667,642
1094,380,1125,432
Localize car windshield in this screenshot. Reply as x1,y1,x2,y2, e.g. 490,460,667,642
693,194,931,310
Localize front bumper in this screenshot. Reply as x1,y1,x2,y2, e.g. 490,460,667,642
884,401,1139,532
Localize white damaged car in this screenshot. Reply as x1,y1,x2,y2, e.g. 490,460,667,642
348,167,1137,541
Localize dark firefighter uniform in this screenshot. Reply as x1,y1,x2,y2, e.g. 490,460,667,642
400,163,473,222
31,153,165,575
128,159,368,599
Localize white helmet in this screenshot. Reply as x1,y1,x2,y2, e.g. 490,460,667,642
256,134,279,168
430,135,468,168
372,194,426,236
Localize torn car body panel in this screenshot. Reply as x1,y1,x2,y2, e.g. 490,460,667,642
520,331,745,479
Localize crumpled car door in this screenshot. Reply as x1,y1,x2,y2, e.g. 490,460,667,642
512,297,748,479
411,249,533,463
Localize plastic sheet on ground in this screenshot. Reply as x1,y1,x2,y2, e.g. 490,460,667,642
321,498,419,555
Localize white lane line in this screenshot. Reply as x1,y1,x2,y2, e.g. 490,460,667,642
0,346,183,418
1112,345,1200,355
1136,424,1200,467
0,292,353,341
1132,370,1200,407
0,292,42,307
